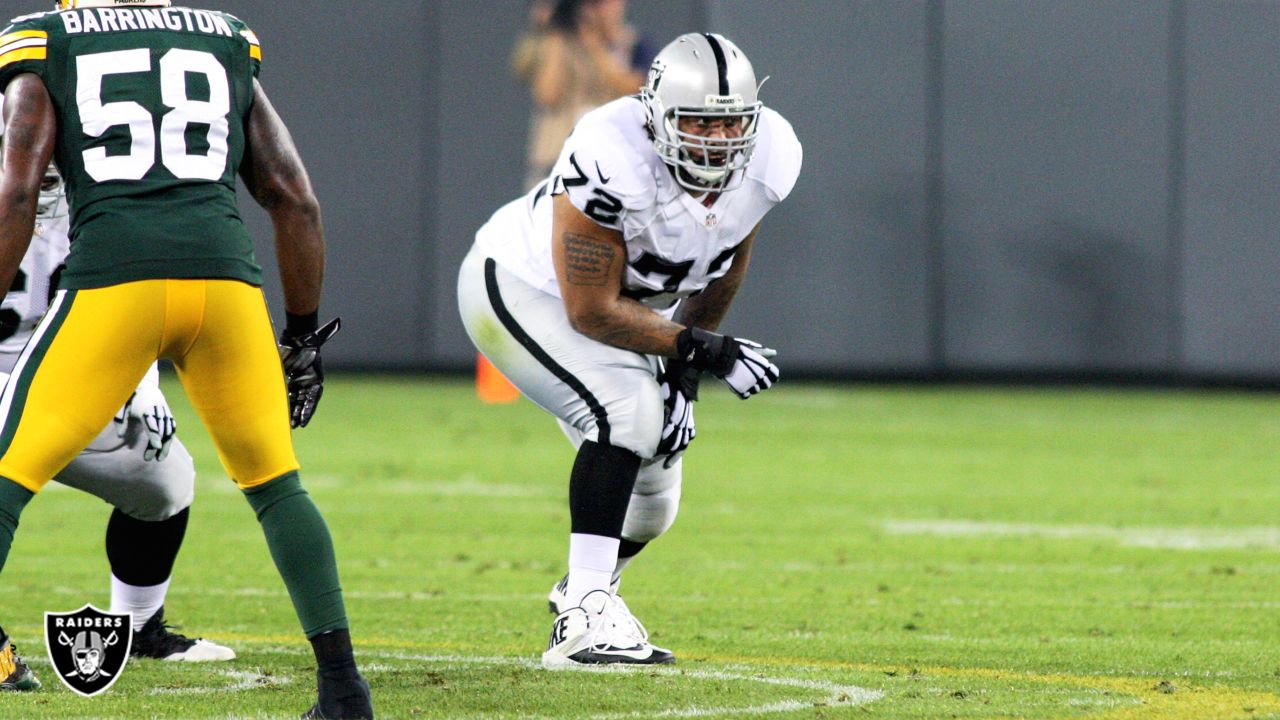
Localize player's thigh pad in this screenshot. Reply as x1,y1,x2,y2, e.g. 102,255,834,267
169,280,298,489
0,285,161,492
57,427,195,521
459,249,663,458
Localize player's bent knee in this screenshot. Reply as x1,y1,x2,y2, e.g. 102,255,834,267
621,485,681,543
121,447,196,522
120,492,193,522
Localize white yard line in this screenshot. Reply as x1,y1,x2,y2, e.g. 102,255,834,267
254,650,883,719
148,669,292,695
882,518,1280,550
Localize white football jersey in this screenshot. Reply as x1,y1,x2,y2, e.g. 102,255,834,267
475,96,802,315
0,199,71,365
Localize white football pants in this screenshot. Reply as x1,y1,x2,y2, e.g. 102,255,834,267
457,246,682,541
58,418,195,522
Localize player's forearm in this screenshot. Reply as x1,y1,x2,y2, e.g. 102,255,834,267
0,196,36,295
674,272,743,332
0,75,55,297
569,295,684,357
240,79,324,314
531,34,567,107
676,228,756,332
272,207,325,316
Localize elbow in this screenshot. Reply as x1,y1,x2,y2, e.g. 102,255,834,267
259,184,321,222
565,304,612,339
293,192,322,224
565,308,594,336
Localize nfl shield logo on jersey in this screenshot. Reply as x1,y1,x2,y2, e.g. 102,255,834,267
44,605,132,697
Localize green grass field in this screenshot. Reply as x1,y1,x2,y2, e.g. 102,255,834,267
1,375,1277,719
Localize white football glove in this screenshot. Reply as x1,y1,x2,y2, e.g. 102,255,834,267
114,385,177,462
718,339,779,399
655,370,696,461
675,327,780,400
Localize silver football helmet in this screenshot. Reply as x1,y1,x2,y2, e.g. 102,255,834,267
641,33,762,193
38,163,65,218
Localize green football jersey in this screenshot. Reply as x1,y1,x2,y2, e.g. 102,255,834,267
0,6,264,289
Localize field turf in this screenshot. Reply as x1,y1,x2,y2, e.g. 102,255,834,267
0,375,1277,719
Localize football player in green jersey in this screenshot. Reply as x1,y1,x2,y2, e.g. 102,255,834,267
0,2,372,717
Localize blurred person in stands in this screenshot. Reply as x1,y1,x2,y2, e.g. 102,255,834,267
512,0,656,189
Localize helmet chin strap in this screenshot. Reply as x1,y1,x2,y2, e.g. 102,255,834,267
673,164,731,196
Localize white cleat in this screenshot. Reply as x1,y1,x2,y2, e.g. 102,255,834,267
541,589,675,669
549,575,673,658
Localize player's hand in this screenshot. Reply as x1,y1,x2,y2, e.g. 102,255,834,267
675,327,780,399
118,385,177,462
278,317,341,428
655,360,698,462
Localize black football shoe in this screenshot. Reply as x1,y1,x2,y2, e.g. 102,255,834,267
130,606,235,661
302,667,373,719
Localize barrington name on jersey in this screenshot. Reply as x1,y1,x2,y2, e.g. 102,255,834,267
57,7,236,36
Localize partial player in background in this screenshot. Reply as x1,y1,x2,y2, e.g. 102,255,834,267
0,2,369,716
458,33,801,667
0,159,233,693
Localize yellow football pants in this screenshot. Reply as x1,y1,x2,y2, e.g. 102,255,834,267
0,279,299,492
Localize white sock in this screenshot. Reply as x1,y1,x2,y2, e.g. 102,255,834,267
564,533,619,608
110,574,170,632
612,555,634,589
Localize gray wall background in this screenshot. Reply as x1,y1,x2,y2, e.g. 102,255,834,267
211,0,1277,382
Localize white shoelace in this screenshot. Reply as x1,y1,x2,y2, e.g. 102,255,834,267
578,595,640,651
591,594,649,649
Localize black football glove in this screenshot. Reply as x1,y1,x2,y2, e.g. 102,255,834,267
675,326,779,399
278,317,341,428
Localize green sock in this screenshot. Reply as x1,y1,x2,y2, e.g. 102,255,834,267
0,478,34,573
243,472,348,638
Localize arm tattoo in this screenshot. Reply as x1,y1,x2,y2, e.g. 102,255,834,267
676,272,743,331
596,297,683,353
562,232,615,286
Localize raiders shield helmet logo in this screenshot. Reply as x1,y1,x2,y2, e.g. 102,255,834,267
44,605,132,697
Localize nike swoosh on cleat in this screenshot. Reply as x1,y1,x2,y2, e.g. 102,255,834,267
573,645,661,662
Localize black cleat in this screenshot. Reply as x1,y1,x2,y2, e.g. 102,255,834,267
130,606,235,661
302,668,373,719
0,626,40,691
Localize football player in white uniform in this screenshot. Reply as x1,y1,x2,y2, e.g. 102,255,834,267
458,33,801,668
0,160,233,692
